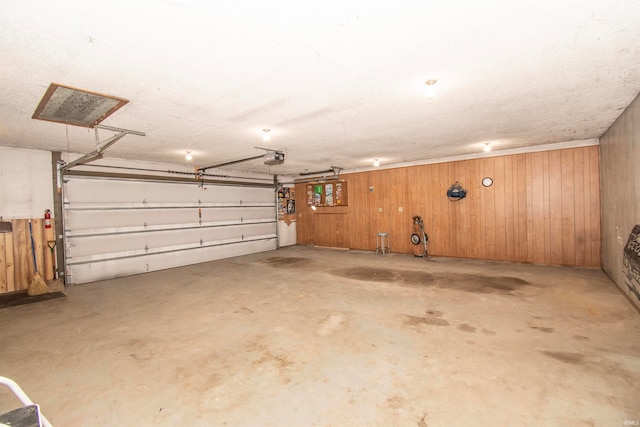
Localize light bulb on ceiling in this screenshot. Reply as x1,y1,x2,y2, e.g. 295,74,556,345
185,150,193,161
425,79,438,99
373,159,380,167
483,143,491,152
262,129,271,141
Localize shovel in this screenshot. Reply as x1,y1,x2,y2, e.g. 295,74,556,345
47,240,57,279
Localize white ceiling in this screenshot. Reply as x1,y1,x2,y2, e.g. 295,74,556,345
1,1,639,176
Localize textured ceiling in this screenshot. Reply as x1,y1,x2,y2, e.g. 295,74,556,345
1,1,639,176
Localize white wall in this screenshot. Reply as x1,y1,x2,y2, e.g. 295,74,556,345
600,92,640,309
0,146,54,219
278,221,297,246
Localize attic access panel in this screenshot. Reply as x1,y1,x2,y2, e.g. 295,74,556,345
32,83,129,128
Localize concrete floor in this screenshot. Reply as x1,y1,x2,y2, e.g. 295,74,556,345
0,246,639,426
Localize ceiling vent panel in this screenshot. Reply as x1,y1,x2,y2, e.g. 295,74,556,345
32,83,129,128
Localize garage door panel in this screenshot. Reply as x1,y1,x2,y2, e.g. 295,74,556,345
68,228,201,258
65,178,274,205
68,222,277,258
66,209,144,231
199,223,275,241
67,208,275,236
64,178,147,204
66,208,196,231
69,239,276,284
200,207,275,223
67,207,275,234
198,186,275,204
136,209,198,227
123,181,201,204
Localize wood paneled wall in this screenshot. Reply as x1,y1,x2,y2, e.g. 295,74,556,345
0,218,57,294
295,146,600,268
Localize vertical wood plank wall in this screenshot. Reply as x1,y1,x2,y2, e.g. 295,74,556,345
0,218,56,294
295,146,600,268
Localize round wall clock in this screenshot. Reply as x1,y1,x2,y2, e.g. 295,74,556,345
482,177,493,187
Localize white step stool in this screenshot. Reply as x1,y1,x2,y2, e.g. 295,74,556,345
376,232,390,255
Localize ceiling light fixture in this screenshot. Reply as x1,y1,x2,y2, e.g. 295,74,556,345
483,143,492,152
425,79,438,99
373,159,380,167
185,150,192,161
262,129,271,141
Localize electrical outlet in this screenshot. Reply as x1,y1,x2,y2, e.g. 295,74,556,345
398,207,404,212
378,207,383,212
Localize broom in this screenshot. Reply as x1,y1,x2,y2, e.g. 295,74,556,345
27,220,48,296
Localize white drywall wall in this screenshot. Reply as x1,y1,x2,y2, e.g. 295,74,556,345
0,146,54,219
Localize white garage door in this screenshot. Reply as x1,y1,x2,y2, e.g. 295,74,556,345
63,174,277,285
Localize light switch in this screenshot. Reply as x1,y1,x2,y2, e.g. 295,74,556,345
398,207,404,212
378,207,383,212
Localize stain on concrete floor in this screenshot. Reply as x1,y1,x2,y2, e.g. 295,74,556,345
458,324,477,333
541,351,586,365
262,256,310,267
333,266,531,294
530,325,555,333
263,256,532,295
404,310,450,327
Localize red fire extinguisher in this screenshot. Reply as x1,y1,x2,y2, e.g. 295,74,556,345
44,209,52,229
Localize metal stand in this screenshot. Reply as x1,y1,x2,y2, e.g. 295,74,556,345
376,232,390,255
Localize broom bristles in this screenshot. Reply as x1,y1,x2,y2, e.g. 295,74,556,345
28,272,48,296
